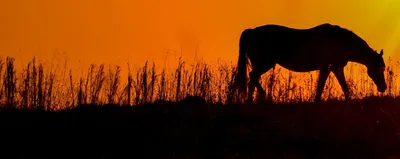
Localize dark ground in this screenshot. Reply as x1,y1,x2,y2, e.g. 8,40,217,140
0,96,400,159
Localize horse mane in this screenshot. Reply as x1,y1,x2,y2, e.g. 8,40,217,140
322,23,384,67
328,24,369,45
318,23,359,38
326,23,374,53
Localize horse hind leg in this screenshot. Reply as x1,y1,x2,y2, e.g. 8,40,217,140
247,69,268,104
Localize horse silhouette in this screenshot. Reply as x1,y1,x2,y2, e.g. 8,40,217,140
233,23,387,103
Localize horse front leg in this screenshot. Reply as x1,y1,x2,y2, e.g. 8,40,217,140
332,67,350,101
315,68,330,102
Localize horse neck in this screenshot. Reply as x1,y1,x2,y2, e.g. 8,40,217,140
349,50,375,69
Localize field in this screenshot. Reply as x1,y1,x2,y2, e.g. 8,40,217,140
0,56,400,158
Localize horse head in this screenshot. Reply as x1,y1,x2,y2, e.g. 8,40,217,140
367,49,387,92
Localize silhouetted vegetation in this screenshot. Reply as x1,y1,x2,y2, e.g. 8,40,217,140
0,56,399,109
0,56,400,158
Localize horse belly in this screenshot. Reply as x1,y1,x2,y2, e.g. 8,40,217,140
277,58,322,72
277,41,334,72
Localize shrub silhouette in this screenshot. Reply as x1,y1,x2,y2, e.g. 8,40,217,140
0,55,398,109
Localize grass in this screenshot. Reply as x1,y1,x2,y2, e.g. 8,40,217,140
0,56,399,109
0,56,400,158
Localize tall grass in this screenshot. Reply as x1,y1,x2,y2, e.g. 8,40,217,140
0,56,399,110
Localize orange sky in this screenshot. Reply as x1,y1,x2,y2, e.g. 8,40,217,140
1,0,400,72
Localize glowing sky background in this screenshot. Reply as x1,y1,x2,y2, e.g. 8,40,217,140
1,0,400,72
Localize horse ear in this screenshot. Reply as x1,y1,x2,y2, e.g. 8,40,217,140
380,49,384,56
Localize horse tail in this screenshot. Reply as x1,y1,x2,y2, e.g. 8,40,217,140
234,29,252,96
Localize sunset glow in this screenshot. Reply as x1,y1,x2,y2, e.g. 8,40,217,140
1,0,400,71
